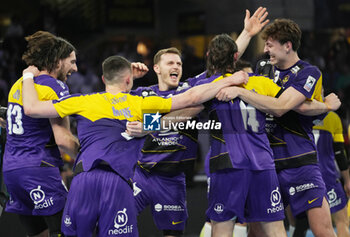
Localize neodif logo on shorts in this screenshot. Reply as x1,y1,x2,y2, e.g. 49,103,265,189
143,112,221,131
108,208,134,235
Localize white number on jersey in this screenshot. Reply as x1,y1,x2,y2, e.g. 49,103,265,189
7,104,24,135
239,101,259,132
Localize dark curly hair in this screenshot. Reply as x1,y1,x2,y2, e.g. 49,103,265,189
22,31,76,73
206,34,237,77
261,18,302,51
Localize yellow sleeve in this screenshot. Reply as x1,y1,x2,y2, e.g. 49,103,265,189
329,112,344,143
244,75,281,97
138,96,172,121
53,95,87,118
311,75,323,102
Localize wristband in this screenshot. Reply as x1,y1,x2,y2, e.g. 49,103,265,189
22,72,34,81
325,102,331,111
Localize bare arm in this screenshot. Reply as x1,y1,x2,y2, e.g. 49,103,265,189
171,71,248,111
217,86,340,116
22,67,59,118
236,7,269,59
294,93,340,115
50,117,80,160
216,86,305,117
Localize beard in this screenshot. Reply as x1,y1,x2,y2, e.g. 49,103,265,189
56,67,67,82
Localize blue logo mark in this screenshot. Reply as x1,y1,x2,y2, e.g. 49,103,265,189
143,112,161,131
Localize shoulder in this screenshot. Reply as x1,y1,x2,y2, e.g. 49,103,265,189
35,75,70,97
130,85,158,97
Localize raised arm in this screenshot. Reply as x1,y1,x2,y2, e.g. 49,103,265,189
236,7,269,59
22,66,60,118
171,71,248,111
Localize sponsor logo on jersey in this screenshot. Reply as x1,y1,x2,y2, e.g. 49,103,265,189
108,208,134,235
291,65,301,74
29,185,54,210
303,75,316,92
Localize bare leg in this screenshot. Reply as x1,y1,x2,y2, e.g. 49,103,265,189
211,219,235,237
307,197,336,237
332,205,350,237
248,220,287,237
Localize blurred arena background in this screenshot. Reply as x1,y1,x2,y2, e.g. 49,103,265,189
0,0,350,236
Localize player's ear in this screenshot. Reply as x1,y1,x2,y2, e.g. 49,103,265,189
285,41,293,53
234,52,239,62
101,75,105,84
153,64,160,74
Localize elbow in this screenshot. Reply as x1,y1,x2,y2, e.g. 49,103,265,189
273,110,285,117
23,105,36,117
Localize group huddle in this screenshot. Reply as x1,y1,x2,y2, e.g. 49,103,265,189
2,6,348,237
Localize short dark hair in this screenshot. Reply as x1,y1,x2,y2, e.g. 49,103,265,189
22,31,76,73
235,59,252,72
153,47,181,65
206,34,238,77
261,18,302,51
102,55,131,83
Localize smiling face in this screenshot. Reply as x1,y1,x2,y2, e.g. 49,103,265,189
56,51,78,82
154,53,183,91
263,37,290,69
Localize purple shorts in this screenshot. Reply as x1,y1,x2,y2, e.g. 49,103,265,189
326,180,348,214
3,167,67,216
62,166,138,237
133,166,187,231
277,164,327,217
207,168,285,223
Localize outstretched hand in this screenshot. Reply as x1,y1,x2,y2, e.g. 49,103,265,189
131,62,149,79
324,93,341,111
244,7,269,37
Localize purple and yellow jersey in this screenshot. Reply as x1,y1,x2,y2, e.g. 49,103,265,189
4,75,69,172
196,73,281,172
257,60,324,169
313,112,344,185
130,83,198,174
52,92,172,181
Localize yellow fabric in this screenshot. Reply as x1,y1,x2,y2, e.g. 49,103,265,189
212,73,281,97
310,74,323,102
8,77,60,105
53,92,172,122
313,111,344,143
